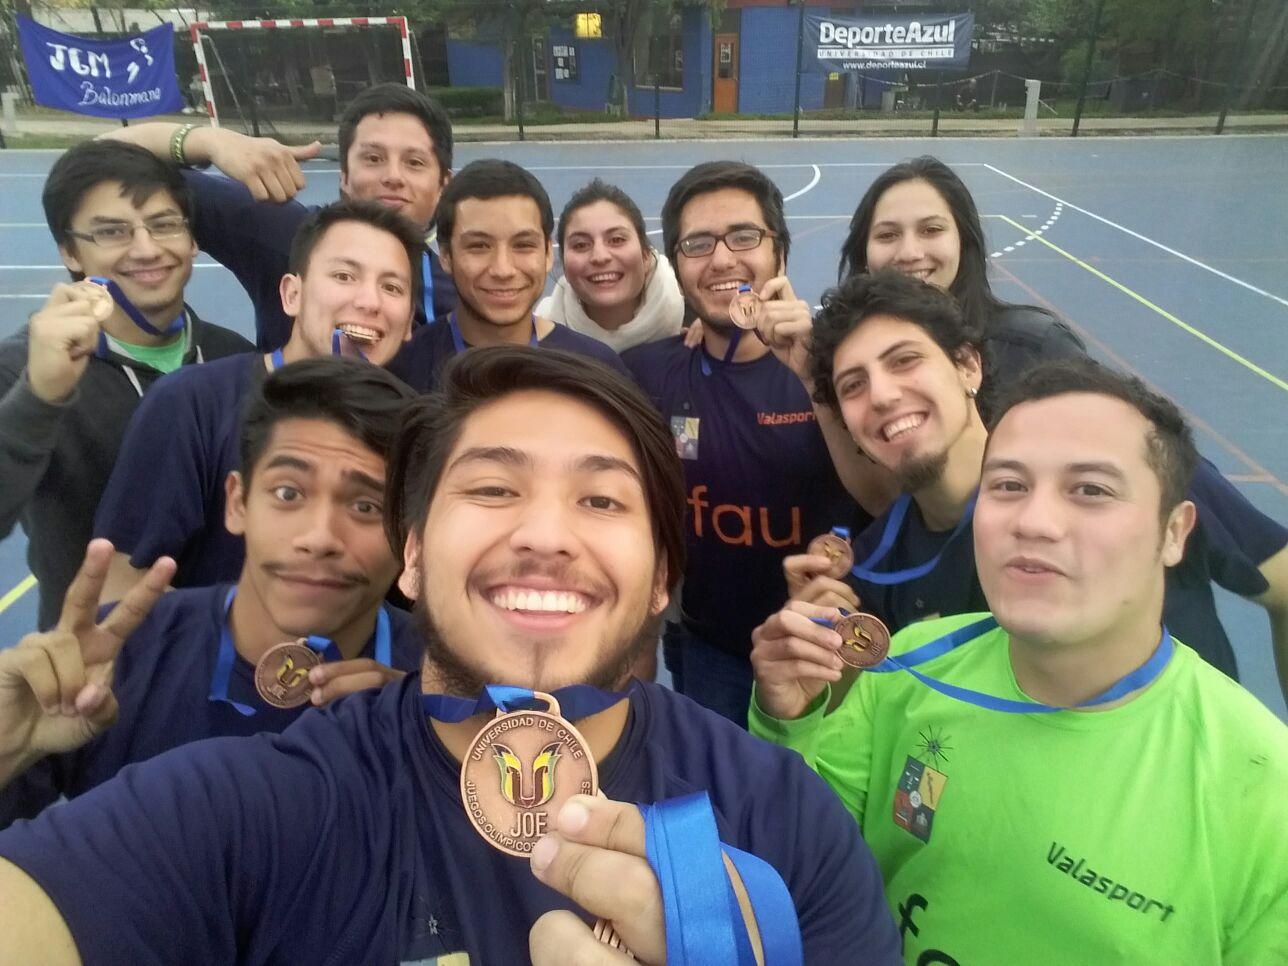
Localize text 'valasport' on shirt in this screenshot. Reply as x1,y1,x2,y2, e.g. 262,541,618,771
625,335,861,657
385,317,629,394
0,678,903,965
94,352,263,589
0,584,424,829
749,612,1288,965
844,457,1287,679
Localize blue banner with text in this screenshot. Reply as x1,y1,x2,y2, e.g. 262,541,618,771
18,17,184,119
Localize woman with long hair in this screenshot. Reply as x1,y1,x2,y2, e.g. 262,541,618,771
838,156,1083,410
538,179,684,352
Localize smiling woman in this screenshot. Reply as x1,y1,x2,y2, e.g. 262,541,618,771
839,156,1084,411
538,180,684,353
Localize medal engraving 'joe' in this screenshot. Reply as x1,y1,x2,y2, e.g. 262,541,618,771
459,694,597,857
254,640,321,708
807,532,855,579
835,612,892,669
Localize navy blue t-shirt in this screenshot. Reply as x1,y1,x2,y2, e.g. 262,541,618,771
93,352,261,588
846,459,1287,679
0,677,900,964
625,337,861,657
387,317,629,393
184,169,457,351
0,584,422,829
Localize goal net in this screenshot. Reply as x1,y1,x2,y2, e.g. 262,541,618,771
189,17,415,136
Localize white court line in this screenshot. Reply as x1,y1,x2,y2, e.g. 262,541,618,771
982,162,1288,310
783,165,821,202
0,294,46,299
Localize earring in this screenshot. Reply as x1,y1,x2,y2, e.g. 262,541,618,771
967,386,978,398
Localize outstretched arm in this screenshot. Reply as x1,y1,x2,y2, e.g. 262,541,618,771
101,123,320,203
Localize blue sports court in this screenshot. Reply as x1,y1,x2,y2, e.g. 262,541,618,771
2,133,1286,718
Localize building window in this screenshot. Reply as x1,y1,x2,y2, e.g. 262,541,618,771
634,13,683,88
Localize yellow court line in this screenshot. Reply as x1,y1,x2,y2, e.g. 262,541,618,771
0,574,37,615
994,214,1288,394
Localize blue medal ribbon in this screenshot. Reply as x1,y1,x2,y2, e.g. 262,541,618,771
699,328,744,377
812,614,1175,714
88,275,185,337
209,587,393,716
421,683,624,723
445,311,540,356
421,251,436,324
830,492,977,586
643,792,802,965
268,348,286,371
330,328,370,361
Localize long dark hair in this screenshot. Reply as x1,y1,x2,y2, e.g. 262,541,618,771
838,156,1048,334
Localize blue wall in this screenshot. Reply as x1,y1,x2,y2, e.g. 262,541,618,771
446,39,504,87
446,6,711,118
737,6,826,114
546,28,616,111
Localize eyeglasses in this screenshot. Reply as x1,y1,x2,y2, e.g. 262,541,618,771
676,227,775,258
66,215,190,249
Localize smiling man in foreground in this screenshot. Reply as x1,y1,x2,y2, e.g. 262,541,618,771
0,348,900,964
749,358,1288,963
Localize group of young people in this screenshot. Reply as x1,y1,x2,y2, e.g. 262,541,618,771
0,83,1283,963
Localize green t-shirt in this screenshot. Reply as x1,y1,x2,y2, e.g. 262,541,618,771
749,613,1288,964
104,329,188,374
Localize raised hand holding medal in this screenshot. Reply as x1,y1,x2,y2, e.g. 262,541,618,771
425,685,637,958
458,690,598,857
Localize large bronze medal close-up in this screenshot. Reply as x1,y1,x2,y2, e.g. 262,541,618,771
459,691,598,858
834,612,892,669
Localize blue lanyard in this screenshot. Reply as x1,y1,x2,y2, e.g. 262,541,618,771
268,348,285,370
424,689,804,963
422,683,624,722
816,614,1175,713
421,251,436,323
445,312,539,356
88,275,185,337
699,328,744,377
209,587,393,716
831,492,977,586
644,792,802,965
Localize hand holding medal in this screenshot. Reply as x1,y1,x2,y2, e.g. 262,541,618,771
25,280,117,403
750,598,889,721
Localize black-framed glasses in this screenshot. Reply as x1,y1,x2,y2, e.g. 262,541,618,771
676,227,775,258
66,215,190,249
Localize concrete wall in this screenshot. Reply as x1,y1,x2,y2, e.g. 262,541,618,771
446,39,503,88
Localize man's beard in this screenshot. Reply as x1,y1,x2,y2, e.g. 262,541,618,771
413,594,661,698
893,448,949,492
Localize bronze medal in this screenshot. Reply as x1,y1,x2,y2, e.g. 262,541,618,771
254,639,322,708
834,612,891,669
807,532,855,579
459,692,598,858
82,281,115,321
728,288,763,330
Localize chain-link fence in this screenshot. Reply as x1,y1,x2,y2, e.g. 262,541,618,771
4,0,1287,145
